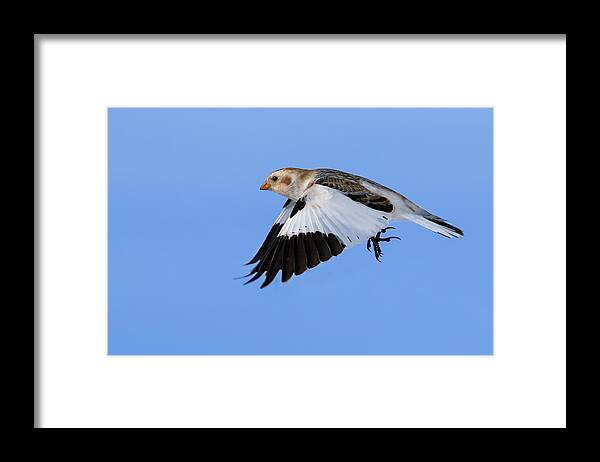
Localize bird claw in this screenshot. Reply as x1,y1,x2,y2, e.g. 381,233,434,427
367,228,401,261
379,236,401,243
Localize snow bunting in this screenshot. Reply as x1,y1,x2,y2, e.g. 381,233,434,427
243,168,463,288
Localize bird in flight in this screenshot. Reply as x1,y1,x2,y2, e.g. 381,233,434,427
242,168,463,288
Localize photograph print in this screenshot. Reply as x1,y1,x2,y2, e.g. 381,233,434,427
108,108,493,355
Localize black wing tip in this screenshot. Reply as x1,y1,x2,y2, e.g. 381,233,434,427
243,232,345,289
257,268,299,288
243,272,264,285
259,275,277,289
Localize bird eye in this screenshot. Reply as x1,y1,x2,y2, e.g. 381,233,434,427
271,176,278,181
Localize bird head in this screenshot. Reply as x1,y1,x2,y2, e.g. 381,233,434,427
259,168,310,200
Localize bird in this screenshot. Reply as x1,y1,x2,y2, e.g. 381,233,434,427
242,168,463,288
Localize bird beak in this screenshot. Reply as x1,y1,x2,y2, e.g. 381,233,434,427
259,182,270,190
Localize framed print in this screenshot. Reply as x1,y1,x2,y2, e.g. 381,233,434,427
36,35,566,428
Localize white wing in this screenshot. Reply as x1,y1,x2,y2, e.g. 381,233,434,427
279,184,392,247
243,185,393,288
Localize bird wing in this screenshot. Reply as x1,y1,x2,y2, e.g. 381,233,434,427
246,198,295,265
314,173,394,213
244,184,393,288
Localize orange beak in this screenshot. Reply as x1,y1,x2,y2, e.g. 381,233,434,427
259,182,270,190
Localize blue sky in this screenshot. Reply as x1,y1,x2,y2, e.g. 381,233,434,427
108,108,493,355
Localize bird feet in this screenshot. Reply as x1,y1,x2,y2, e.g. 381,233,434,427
367,227,401,262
